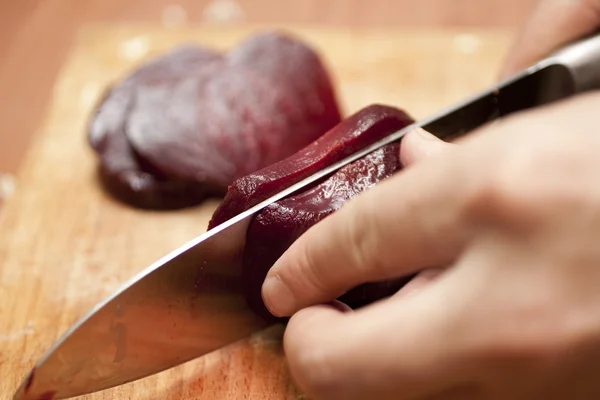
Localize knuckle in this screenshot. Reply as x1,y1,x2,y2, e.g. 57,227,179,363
463,138,598,232
462,172,535,232
294,242,331,297
344,199,387,277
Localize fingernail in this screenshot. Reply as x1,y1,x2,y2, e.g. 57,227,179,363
327,300,353,313
262,275,296,317
415,127,439,141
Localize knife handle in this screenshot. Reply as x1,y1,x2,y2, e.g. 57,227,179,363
542,30,600,93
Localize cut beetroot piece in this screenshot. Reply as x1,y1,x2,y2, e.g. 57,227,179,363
89,45,224,209
243,143,413,319
89,32,341,209
208,104,414,227
127,32,341,186
207,104,416,319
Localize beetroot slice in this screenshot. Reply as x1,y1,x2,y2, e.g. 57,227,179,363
88,45,223,209
243,142,413,319
207,104,416,319
89,31,341,210
125,32,342,197
208,104,414,227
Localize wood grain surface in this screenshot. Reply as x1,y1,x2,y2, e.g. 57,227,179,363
0,25,513,399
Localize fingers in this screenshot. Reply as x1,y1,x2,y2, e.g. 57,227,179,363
261,136,476,317
283,282,460,400
399,128,453,167
500,0,600,79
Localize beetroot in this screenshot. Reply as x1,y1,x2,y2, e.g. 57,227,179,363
209,104,413,226
89,46,221,209
209,104,416,318
89,32,341,209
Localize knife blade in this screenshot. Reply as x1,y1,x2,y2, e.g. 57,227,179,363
14,31,600,400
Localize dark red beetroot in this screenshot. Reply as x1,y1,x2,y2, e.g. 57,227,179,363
89,45,222,209
89,32,341,209
243,143,415,318
208,104,414,226
208,104,416,319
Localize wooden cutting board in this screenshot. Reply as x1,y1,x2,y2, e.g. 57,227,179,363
0,24,513,399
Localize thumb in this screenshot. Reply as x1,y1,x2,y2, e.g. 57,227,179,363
500,0,600,79
400,128,453,167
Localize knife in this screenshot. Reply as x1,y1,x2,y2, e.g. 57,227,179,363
14,31,600,400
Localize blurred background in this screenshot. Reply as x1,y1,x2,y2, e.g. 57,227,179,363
0,0,538,209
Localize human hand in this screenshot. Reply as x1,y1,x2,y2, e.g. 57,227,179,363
500,0,600,78
261,92,600,399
